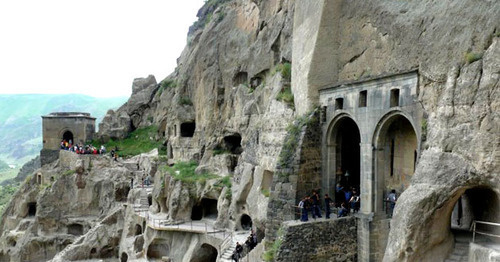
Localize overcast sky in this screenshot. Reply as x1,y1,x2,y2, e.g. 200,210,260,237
0,0,204,97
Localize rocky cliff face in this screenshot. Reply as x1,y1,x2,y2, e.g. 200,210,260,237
99,0,296,237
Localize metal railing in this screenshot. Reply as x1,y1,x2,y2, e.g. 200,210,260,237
471,220,500,242
218,231,233,258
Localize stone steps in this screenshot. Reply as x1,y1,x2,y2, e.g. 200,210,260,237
445,242,469,262
220,242,237,261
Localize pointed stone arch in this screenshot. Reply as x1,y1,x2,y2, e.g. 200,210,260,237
372,110,419,214
324,113,361,204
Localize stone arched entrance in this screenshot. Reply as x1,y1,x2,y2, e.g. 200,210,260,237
373,112,418,215
427,186,499,261
190,243,217,262
449,186,500,247
326,114,361,204
62,130,73,144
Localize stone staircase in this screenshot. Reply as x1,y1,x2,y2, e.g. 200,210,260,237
218,231,251,262
445,230,471,262
445,242,469,262
219,240,237,262
133,185,152,214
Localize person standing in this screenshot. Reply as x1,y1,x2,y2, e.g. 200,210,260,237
298,197,308,222
349,189,360,213
312,190,322,219
387,189,397,217
324,194,333,218
235,242,243,259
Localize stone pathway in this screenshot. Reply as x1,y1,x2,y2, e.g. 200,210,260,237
219,231,251,262
445,230,472,262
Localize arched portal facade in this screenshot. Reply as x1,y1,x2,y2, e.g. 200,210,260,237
320,71,422,261
325,114,361,205
373,112,418,215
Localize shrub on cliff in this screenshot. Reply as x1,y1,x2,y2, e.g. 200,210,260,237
93,126,163,157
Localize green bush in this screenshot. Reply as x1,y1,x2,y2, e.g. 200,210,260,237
215,175,232,199
63,169,76,176
262,237,283,261
464,52,483,64
261,189,270,197
157,79,177,97
276,86,294,106
164,161,218,184
93,126,163,157
277,111,318,171
179,97,193,106
271,62,292,81
0,184,19,214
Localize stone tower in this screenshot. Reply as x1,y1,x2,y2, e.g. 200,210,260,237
40,112,96,165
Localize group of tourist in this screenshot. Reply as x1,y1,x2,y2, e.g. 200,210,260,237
232,231,257,261
60,139,119,161
60,139,107,155
298,186,361,222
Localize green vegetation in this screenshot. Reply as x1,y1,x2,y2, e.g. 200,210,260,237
179,96,193,106
63,169,76,176
215,175,232,199
261,188,270,197
276,86,294,106
161,79,177,89
263,227,284,261
0,184,19,214
272,62,292,81
464,51,483,64
157,79,177,97
164,161,218,184
213,146,230,155
93,126,163,157
0,160,8,171
277,111,318,175
0,167,19,184
421,119,428,141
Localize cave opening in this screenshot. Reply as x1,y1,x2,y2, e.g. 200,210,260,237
135,224,142,236
147,240,170,259
450,187,500,242
181,122,196,137
191,198,218,220
120,252,128,262
241,214,253,230
189,243,218,262
233,72,248,86
67,223,84,236
27,202,36,217
148,195,152,206
115,186,131,202
224,134,243,154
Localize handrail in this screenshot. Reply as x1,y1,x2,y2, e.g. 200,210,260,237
471,220,500,242
219,231,233,258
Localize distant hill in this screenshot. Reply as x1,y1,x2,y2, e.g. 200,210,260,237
0,94,127,166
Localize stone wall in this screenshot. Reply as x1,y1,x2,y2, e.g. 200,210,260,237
265,110,322,242
276,217,358,262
